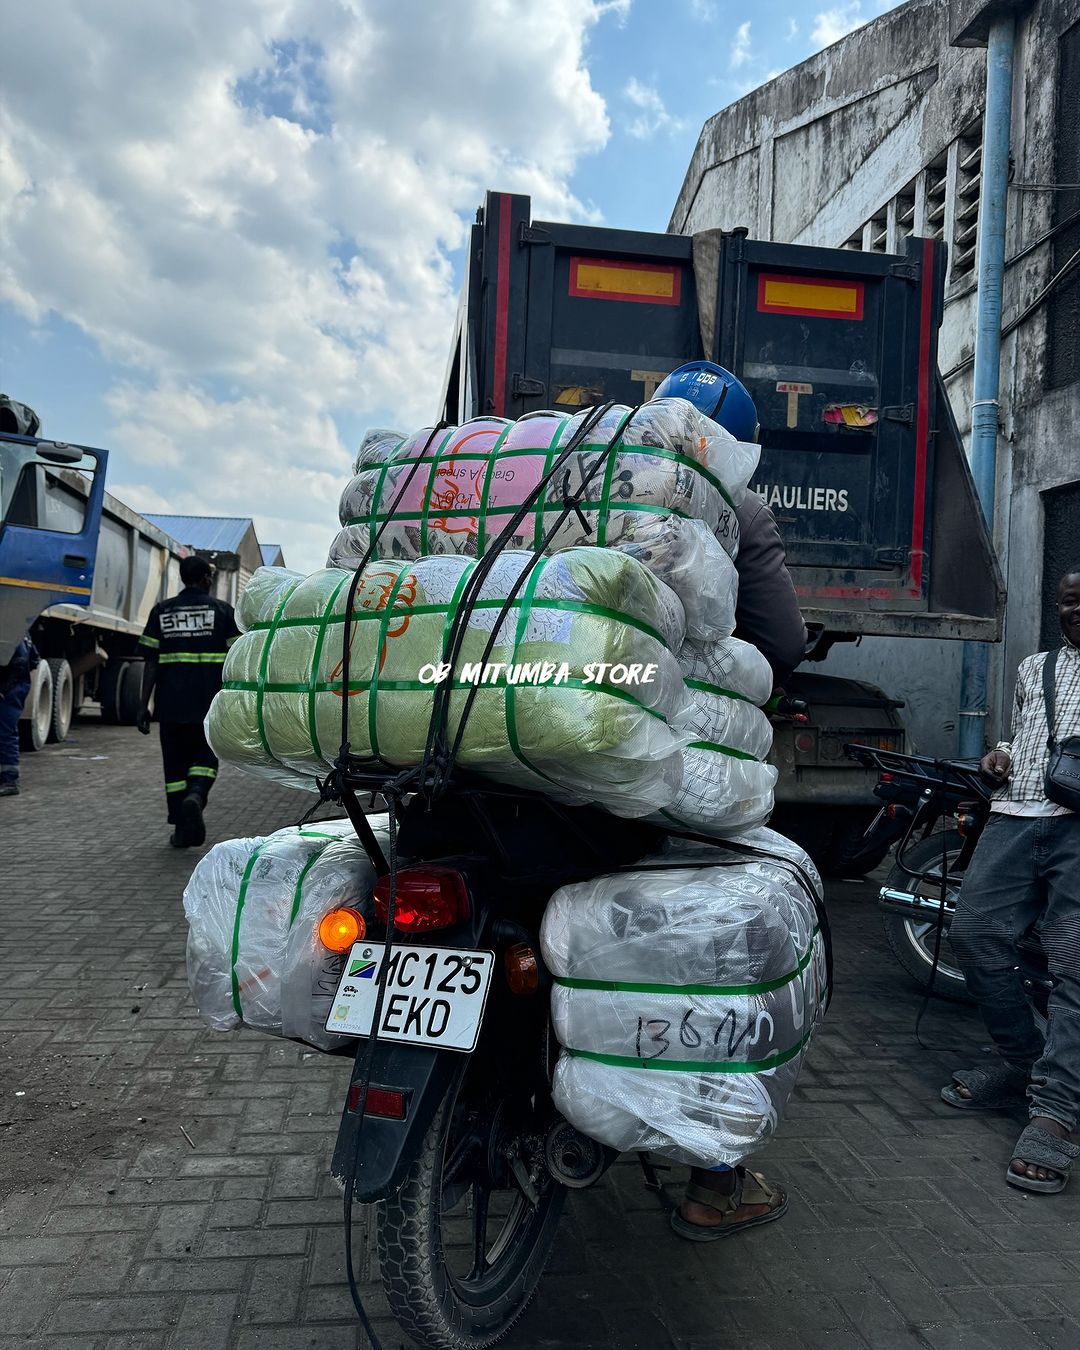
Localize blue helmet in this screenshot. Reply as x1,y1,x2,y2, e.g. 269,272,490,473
653,361,758,442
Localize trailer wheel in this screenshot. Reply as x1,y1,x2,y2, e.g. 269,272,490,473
47,658,75,742
19,661,54,752
99,661,143,726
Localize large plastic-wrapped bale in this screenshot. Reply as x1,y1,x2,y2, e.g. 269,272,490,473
650,637,777,837
208,549,692,818
183,817,388,1051
327,402,756,641
540,833,826,1166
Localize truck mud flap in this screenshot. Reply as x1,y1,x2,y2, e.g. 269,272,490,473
331,1039,467,1203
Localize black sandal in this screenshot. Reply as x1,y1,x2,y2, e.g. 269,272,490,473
941,1065,1028,1112
1007,1123,1079,1194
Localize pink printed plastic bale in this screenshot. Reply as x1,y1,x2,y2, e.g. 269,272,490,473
327,401,759,642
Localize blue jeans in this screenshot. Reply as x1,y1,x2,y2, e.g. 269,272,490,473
949,813,1080,1130
0,679,30,783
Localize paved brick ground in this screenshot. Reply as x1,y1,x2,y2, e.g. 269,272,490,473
2,720,1078,1350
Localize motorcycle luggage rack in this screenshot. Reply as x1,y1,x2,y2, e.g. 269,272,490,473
844,743,990,802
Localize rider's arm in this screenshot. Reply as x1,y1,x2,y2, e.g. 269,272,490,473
732,494,807,688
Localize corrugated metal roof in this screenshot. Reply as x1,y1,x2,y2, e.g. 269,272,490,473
144,514,253,553
260,543,285,567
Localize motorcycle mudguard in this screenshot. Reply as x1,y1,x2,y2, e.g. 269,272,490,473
331,1039,467,1202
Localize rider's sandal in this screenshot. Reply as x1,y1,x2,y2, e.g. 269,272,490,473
669,1168,788,1242
940,1065,1028,1112
1006,1123,1080,1194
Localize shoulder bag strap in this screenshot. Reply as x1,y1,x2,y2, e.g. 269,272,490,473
1042,650,1059,750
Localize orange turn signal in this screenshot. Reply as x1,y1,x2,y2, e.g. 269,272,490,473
318,907,367,953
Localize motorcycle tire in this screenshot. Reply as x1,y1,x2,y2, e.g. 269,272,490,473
881,830,972,1003
376,1079,566,1350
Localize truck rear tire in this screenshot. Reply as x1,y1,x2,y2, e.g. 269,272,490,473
99,661,142,726
19,662,54,752
47,658,74,742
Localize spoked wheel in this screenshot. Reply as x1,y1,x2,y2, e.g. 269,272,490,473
377,1070,565,1350
881,831,971,1002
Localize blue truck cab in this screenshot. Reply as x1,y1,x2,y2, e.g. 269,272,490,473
0,433,109,668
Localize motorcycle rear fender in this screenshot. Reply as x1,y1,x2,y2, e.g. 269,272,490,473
331,1040,467,1202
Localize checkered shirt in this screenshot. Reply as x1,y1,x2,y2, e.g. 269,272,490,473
995,642,1080,809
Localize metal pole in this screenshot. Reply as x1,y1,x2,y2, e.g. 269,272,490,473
958,13,1016,759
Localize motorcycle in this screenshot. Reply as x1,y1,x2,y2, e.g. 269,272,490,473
327,772,665,1350
844,745,1049,1010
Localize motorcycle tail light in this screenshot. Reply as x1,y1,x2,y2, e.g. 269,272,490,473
373,866,470,933
504,943,540,995
348,1084,406,1119
318,907,367,952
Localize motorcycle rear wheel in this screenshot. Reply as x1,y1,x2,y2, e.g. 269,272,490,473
377,1075,566,1350
881,831,972,1002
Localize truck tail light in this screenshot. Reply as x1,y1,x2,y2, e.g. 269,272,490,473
373,866,470,933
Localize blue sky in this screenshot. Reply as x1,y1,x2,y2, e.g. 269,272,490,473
1,0,903,571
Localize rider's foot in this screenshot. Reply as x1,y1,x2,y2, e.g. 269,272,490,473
1011,1115,1071,1185
681,1166,777,1228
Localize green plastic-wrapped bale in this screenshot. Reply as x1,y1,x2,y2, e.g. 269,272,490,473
208,548,692,817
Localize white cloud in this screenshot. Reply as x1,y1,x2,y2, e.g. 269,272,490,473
730,21,752,69
689,0,717,18
623,77,688,140
786,17,799,39
811,2,867,47
0,0,618,572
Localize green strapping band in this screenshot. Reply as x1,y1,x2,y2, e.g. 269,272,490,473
308,574,349,761
685,677,752,704
230,842,269,1018
688,739,759,762
556,931,818,998
474,424,514,556
288,849,325,927
595,409,635,548
367,435,408,557
564,1029,811,1074
504,556,566,794
254,588,294,761
248,595,669,652
344,498,697,529
417,427,465,551
533,417,571,552
367,563,415,763
223,676,668,724
159,651,228,664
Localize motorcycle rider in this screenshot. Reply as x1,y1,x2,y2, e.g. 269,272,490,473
942,568,1080,1193
653,361,807,1238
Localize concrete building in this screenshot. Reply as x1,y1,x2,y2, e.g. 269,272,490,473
144,514,264,608
671,0,1080,753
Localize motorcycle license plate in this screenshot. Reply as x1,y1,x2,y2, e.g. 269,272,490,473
325,943,495,1052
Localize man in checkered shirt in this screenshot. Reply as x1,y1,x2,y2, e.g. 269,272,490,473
942,569,1080,1194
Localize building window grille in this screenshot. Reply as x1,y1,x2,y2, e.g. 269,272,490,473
923,153,948,241
952,120,982,280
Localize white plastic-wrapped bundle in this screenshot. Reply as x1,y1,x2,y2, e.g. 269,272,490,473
208,550,692,818
650,637,777,837
541,834,826,1167
327,402,756,641
183,817,388,1051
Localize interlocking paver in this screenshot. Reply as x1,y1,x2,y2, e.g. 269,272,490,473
3,721,1079,1350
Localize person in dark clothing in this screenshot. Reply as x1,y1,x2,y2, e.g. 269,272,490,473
137,555,240,846
733,491,807,689
652,360,807,1242
0,636,39,797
